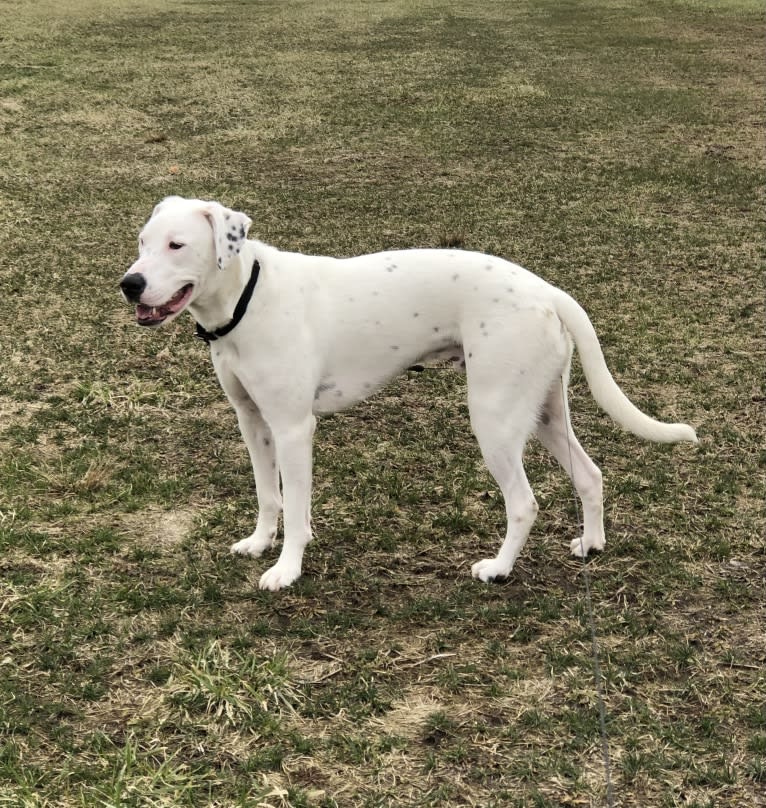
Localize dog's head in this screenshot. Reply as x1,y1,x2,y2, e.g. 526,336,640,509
120,196,252,327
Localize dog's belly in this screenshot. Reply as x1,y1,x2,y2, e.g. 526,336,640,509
312,327,462,414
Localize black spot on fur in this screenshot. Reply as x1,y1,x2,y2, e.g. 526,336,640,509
314,380,337,400
452,274,459,281
263,437,271,446
540,411,550,425
391,345,400,351
433,326,440,332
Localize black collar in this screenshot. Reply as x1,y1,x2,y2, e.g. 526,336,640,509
195,258,260,344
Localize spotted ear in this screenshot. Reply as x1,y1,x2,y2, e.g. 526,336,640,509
201,201,252,270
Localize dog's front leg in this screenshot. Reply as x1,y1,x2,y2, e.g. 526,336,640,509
229,400,283,559
258,415,316,591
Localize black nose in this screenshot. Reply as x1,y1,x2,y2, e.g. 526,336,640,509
120,273,146,302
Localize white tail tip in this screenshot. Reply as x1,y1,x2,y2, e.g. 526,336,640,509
674,424,698,444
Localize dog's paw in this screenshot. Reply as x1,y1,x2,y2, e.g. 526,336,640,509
569,535,605,558
471,558,511,583
259,561,301,591
230,532,273,558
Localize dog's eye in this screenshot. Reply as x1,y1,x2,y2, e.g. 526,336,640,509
168,241,184,250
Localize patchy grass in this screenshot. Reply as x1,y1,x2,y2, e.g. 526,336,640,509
0,0,763,805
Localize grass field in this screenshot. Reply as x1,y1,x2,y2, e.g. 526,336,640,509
1,0,764,805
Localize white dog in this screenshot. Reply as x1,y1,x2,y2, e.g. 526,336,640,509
120,196,697,591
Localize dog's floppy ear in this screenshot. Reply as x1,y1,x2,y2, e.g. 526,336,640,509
200,201,253,270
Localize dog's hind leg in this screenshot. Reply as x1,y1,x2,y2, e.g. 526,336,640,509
466,308,574,581
229,398,283,558
468,393,540,583
535,375,605,557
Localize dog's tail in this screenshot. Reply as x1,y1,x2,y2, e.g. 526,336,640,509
553,290,698,444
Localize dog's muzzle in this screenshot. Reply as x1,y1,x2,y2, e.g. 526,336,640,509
120,272,194,327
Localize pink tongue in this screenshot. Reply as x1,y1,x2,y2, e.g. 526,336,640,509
165,287,187,311
135,285,191,322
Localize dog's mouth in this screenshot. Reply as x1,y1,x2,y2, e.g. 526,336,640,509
136,284,194,327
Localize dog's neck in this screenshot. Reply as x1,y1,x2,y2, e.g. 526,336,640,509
188,243,262,333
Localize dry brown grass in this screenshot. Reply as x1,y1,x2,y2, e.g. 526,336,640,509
0,0,763,805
